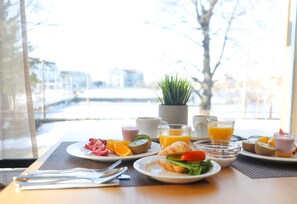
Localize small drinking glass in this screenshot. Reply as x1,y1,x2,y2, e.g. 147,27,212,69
274,132,295,158
121,126,139,142
207,119,235,144
158,124,191,149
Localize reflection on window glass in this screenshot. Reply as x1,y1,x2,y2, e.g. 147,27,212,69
26,0,288,131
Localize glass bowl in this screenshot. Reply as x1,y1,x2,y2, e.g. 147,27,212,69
194,140,241,167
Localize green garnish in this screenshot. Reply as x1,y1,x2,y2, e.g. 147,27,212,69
166,156,213,176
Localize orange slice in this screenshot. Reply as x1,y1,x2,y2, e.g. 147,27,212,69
107,140,116,152
268,138,275,147
107,140,130,153
121,140,130,146
257,136,269,144
114,141,132,156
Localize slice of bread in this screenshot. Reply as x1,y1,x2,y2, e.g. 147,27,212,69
158,158,185,173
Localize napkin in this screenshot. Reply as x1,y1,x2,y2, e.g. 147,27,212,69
15,179,119,190
14,166,129,190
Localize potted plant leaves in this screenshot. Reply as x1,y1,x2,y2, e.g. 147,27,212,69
158,74,193,125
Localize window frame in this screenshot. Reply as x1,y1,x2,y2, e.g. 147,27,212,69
282,0,297,134
290,0,297,134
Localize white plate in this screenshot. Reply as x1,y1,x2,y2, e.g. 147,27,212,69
66,141,160,162
240,149,297,163
133,155,221,184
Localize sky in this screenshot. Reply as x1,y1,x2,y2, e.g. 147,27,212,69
26,0,288,83
27,0,198,82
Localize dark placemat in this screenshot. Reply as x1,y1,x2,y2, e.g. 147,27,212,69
39,142,208,187
231,154,297,179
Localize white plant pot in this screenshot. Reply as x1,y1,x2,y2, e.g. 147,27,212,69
158,104,188,125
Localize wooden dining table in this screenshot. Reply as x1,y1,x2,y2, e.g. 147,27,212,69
0,132,296,204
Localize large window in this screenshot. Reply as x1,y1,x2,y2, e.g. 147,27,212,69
25,0,295,148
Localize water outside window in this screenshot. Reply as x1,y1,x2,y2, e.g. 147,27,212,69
25,0,289,155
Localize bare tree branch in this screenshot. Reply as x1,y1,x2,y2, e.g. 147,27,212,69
192,0,201,19
212,0,239,77
144,21,202,47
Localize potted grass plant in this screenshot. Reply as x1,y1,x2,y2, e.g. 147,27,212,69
158,74,193,125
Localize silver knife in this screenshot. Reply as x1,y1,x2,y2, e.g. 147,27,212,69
14,167,127,183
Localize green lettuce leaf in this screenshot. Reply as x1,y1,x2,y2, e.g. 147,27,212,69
166,157,213,176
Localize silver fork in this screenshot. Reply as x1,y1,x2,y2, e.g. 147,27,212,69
25,159,122,175
15,166,128,187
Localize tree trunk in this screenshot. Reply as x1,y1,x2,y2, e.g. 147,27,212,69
196,0,217,114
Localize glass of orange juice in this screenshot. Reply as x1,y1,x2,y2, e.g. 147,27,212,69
159,124,191,149
207,119,235,143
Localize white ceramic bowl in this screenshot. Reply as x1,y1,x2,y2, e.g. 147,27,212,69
194,140,241,167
